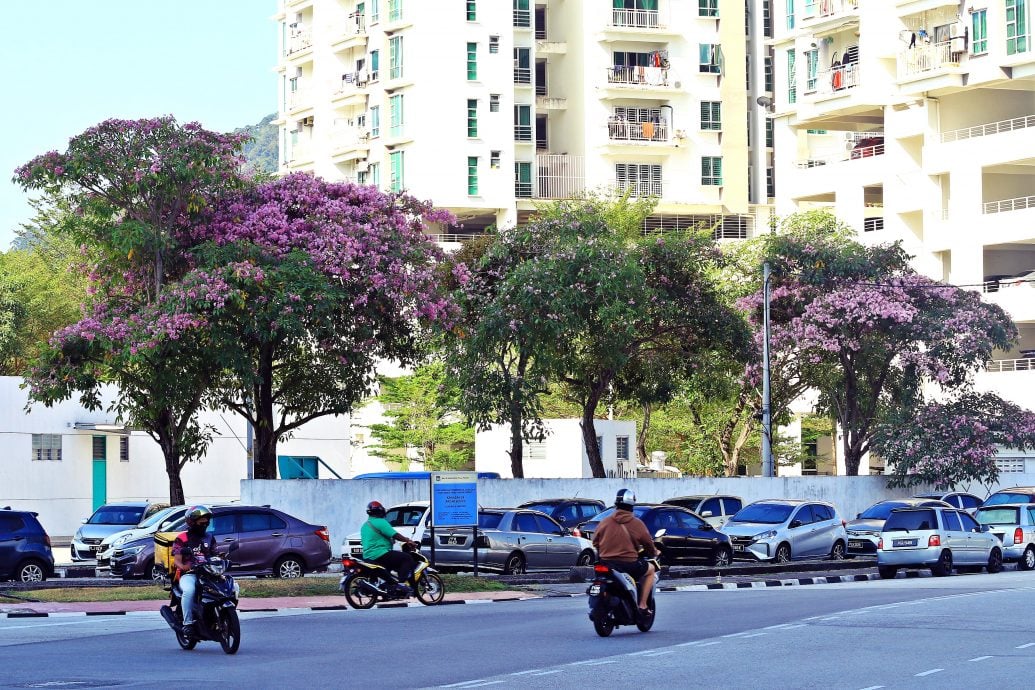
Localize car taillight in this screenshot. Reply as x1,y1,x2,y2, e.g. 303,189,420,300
928,535,941,547
877,538,883,551
341,558,356,568
841,520,846,528
593,564,610,573
1015,527,1024,545
44,533,52,547
315,527,330,542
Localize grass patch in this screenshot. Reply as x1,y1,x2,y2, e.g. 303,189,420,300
1,574,509,603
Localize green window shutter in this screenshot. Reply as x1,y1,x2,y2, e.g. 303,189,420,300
390,151,404,192
390,95,403,136
467,156,479,195
467,99,478,137
390,36,403,79
467,0,476,20
467,42,478,79
370,106,380,137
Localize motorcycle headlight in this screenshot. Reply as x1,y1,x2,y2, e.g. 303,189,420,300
754,530,778,541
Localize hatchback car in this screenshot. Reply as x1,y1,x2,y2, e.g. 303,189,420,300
0,509,54,582
845,498,951,557
580,504,733,567
662,495,743,528
97,505,188,574
720,499,847,562
981,486,1035,507
152,505,332,579
71,502,164,561
422,509,595,574
342,501,429,559
912,492,983,513
974,503,1035,571
516,498,606,530
877,506,1003,578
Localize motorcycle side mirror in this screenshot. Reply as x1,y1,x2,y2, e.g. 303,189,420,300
654,528,667,538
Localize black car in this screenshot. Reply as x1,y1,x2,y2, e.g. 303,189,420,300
515,498,606,530
580,504,732,567
0,508,54,582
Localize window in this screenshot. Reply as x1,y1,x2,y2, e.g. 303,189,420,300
389,36,403,79
515,512,539,532
960,495,981,510
241,512,287,532
32,433,61,461
941,510,963,532
1007,0,1029,55
389,94,404,136
534,514,563,535
211,513,237,535
812,504,834,522
467,156,479,195
699,44,721,73
370,105,380,138
515,161,532,197
489,35,499,54
699,0,718,16
93,435,106,459
467,99,478,137
764,56,773,92
490,150,501,169
389,150,404,192
786,49,796,104
513,0,530,27
786,0,795,29
514,47,531,83
514,104,532,140
700,101,721,130
700,498,721,517
722,497,743,514
971,9,987,54
369,50,380,81
371,0,379,23
490,93,501,112
368,162,380,188
804,48,818,92
467,42,478,80
763,0,773,37
792,506,816,525
615,163,662,197
388,0,402,22
765,117,774,148
766,167,775,198
616,436,629,461
701,156,722,185
119,436,129,462
466,0,476,21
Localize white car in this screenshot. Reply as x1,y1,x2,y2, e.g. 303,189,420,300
96,506,187,573
342,501,429,558
720,499,848,562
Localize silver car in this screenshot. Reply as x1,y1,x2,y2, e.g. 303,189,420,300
974,503,1035,570
877,506,1003,578
845,498,951,558
71,502,163,561
422,509,596,574
720,499,847,562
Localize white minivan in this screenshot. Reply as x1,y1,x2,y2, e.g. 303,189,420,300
341,501,429,558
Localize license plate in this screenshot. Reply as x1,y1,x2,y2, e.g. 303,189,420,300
588,584,601,595
848,540,866,549
448,536,462,545
893,539,917,547
734,545,746,552
350,547,362,555
91,545,102,553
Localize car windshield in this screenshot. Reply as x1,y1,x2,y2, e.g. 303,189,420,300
983,492,1035,506
519,503,560,515
138,507,177,529
883,509,936,532
588,506,652,525
858,502,910,520
479,513,504,529
88,507,146,525
730,503,794,524
976,507,1020,525
385,507,425,527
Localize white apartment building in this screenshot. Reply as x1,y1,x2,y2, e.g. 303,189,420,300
770,0,1035,471
274,0,776,241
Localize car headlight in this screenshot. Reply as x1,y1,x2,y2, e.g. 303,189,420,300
754,530,778,541
122,545,146,556
113,535,130,547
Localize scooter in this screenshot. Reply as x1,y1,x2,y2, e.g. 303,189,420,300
586,531,664,637
340,543,445,608
159,544,241,654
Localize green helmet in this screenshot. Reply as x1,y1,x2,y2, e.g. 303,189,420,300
185,505,213,529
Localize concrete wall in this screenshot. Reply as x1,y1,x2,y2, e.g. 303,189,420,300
241,473,1035,557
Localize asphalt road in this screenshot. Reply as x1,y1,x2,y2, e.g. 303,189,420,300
1,572,1033,689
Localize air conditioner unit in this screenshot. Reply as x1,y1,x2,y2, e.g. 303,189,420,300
300,116,315,127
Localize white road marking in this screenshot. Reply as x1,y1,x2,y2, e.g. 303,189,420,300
530,670,562,677
508,669,543,676
781,624,806,630
695,641,722,647
0,619,108,631
1016,642,1035,649
857,685,884,690
740,632,767,638
639,650,673,657
915,669,943,677
969,656,992,662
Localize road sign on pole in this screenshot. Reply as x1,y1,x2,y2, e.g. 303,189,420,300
429,472,480,574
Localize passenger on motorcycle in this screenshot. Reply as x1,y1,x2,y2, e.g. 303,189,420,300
361,501,420,595
171,505,217,638
591,489,658,620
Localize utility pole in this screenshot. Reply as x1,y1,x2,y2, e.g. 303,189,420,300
761,262,775,478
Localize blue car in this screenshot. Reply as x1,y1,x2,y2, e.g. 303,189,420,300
0,508,54,582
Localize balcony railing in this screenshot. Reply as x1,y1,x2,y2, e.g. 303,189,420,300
333,14,366,39
983,195,1035,214
803,0,858,20
535,154,585,199
615,179,664,197
898,40,963,80
606,66,669,87
515,180,533,198
330,126,369,149
985,358,1035,373
514,67,531,84
514,125,533,141
286,27,312,55
941,114,1035,143
286,87,311,111
794,142,884,168
513,9,531,27
607,119,670,143
814,63,860,95
610,8,661,28
335,70,376,95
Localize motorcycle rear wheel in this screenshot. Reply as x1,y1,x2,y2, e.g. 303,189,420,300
219,608,241,655
593,614,615,637
416,573,445,606
344,575,377,609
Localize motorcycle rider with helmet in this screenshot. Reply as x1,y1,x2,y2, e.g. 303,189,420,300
171,505,218,638
591,489,658,620
361,500,420,595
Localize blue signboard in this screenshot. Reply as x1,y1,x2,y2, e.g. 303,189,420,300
430,471,478,527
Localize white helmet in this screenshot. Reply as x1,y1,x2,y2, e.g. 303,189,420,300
615,489,636,511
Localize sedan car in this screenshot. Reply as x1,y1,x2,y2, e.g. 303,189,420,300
580,504,733,566
515,498,606,530
662,495,743,528
912,492,983,513
0,509,54,582
974,503,1035,570
982,486,1035,507
877,506,1003,578
720,499,847,562
845,498,951,557
72,502,164,561
421,509,595,574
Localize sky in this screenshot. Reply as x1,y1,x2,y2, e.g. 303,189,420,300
0,0,278,249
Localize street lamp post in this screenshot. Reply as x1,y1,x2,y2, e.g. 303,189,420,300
761,262,775,478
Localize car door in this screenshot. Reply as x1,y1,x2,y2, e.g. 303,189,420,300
512,512,550,569
698,498,724,528
226,511,285,571
674,510,713,561
939,510,968,563
810,504,838,554
958,511,988,563
720,498,743,528
0,514,24,575
789,505,820,557
536,514,579,566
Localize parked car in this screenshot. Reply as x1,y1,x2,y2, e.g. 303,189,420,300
152,505,331,579
877,506,1003,578
421,508,595,574
974,503,1035,571
662,495,743,528
515,498,606,530
845,498,951,557
982,486,1035,507
720,499,847,562
97,505,188,574
71,502,165,561
580,504,733,566
342,501,430,559
912,492,983,513
0,508,54,582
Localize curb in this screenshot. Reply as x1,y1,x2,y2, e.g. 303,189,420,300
660,569,932,592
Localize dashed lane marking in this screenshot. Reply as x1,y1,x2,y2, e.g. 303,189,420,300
969,656,992,662
1016,642,1035,649
529,670,563,677
857,685,884,690
915,669,943,677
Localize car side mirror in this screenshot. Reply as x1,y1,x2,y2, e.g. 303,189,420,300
654,528,667,539
701,511,713,518
701,523,714,531
81,518,88,524
789,520,803,529
855,513,861,520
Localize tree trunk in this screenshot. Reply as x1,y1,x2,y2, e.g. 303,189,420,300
637,403,651,467
507,400,525,478
581,387,606,478
843,430,862,476
156,409,185,505
252,347,279,480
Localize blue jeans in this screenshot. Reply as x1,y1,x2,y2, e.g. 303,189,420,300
180,573,198,625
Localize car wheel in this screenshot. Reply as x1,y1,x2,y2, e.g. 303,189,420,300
774,543,791,563
987,547,1003,574
16,560,46,583
1019,546,1035,571
709,546,732,568
577,550,594,567
931,550,953,577
275,555,305,579
829,540,846,561
503,552,526,575
877,566,898,580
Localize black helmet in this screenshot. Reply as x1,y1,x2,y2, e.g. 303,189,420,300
615,489,636,511
185,505,213,529
366,500,387,518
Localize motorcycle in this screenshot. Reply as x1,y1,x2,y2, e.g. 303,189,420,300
339,543,445,608
159,545,241,654
586,531,664,637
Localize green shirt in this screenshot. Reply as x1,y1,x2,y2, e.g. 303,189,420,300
361,516,397,560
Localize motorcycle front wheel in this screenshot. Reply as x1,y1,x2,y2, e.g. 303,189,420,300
219,608,241,655
344,575,377,609
636,600,656,632
175,622,197,651
415,572,445,605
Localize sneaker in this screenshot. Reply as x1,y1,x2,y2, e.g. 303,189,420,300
636,607,651,624
394,584,412,597
183,623,197,639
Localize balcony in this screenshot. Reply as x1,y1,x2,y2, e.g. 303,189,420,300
897,40,965,84
942,114,1035,143
601,7,680,41
808,63,861,99
330,15,367,51
895,0,960,15
614,179,665,198
605,119,671,145
986,358,1035,373
984,195,1035,215
983,282,1035,322
535,40,567,55
285,86,312,114
331,71,374,107
514,67,532,85
329,126,370,162
536,95,567,110
285,27,313,58
514,124,533,142
513,8,531,29
532,154,585,199
795,140,884,167
287,141,314,168
602,66,675,99
801,0,860,34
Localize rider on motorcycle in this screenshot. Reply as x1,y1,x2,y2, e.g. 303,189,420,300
171,505,217,638
591,489,658,621
361,501,420,595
